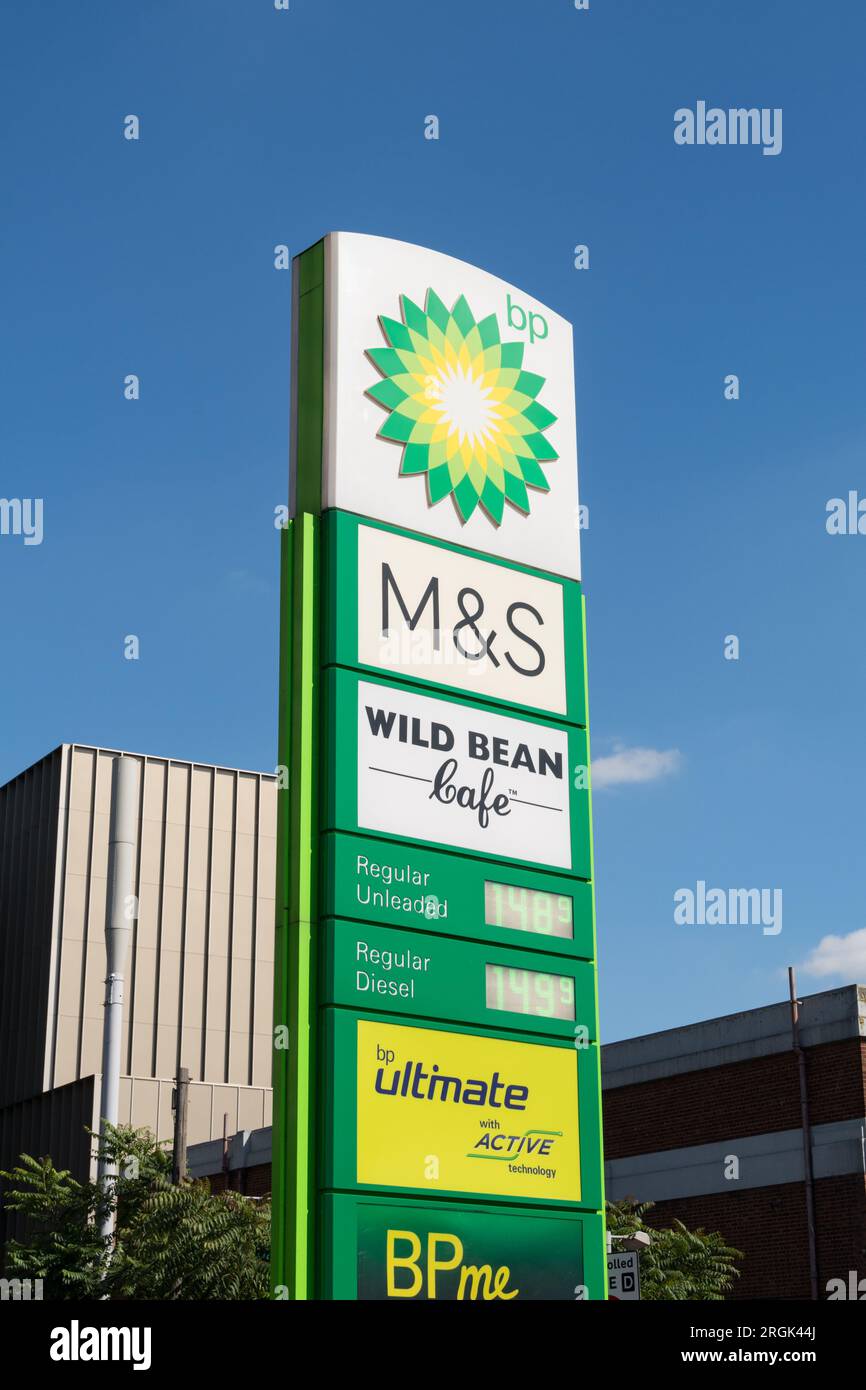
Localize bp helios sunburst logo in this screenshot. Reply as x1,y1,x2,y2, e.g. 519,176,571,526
365,290,559,526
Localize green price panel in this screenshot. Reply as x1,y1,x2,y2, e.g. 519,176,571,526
321,1194,607,1300
322,666,591,878
321,1009,604,1213
321,832,595,961
322,918,598,1040
322,510,587,727
322,917,600,1039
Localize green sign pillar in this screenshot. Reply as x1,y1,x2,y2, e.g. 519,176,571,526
272,238,325,1299
274,233,605,1301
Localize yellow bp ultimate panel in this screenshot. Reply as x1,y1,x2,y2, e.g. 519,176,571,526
356,1018,581,1203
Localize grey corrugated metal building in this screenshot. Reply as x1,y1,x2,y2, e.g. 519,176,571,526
0,743,277,1212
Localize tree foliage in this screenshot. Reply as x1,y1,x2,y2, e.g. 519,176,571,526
1,1125,269,1300
606,1199,742,1300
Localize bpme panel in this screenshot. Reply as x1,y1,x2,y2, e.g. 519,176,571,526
274,232,605,1302
324,1194,606,1301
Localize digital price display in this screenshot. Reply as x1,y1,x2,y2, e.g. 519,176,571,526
485,964,576,1021
484,882,574,939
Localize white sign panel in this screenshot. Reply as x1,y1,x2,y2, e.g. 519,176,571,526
356,523,567,715
356,679,572,869
607,1251,641,1301
324,232,581,581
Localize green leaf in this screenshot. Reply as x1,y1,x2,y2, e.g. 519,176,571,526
450,295,476,338
366,379,407,410
426,463,453,505
378,410,415,443
425,290,450,333
379,315,414,352
399,443,431,475
366,347,405,378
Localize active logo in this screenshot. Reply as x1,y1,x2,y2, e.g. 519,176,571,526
366,290,558,526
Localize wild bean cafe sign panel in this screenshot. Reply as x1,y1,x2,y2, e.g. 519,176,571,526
327,671,590,872
274,232,605,1302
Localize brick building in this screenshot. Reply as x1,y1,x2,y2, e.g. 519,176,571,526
603,984,866,1300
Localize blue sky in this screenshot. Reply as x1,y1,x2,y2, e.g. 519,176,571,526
3,0,865,1041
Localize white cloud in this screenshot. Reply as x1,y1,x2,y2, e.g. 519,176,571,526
591,744,682,790
799,928,866,980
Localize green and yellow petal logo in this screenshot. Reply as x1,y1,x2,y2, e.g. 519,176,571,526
366,290,558,525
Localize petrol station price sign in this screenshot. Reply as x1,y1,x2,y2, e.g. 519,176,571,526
274,232,605,1302
322,918,598,1038
321,831,596,960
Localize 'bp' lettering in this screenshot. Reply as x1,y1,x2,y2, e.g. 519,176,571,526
386,1230,519,1300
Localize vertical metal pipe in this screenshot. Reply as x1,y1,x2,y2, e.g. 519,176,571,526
97,755,138,1243
788,966,819,1300
171,1067,190,1184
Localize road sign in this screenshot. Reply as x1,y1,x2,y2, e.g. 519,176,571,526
608,1250,641,1301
